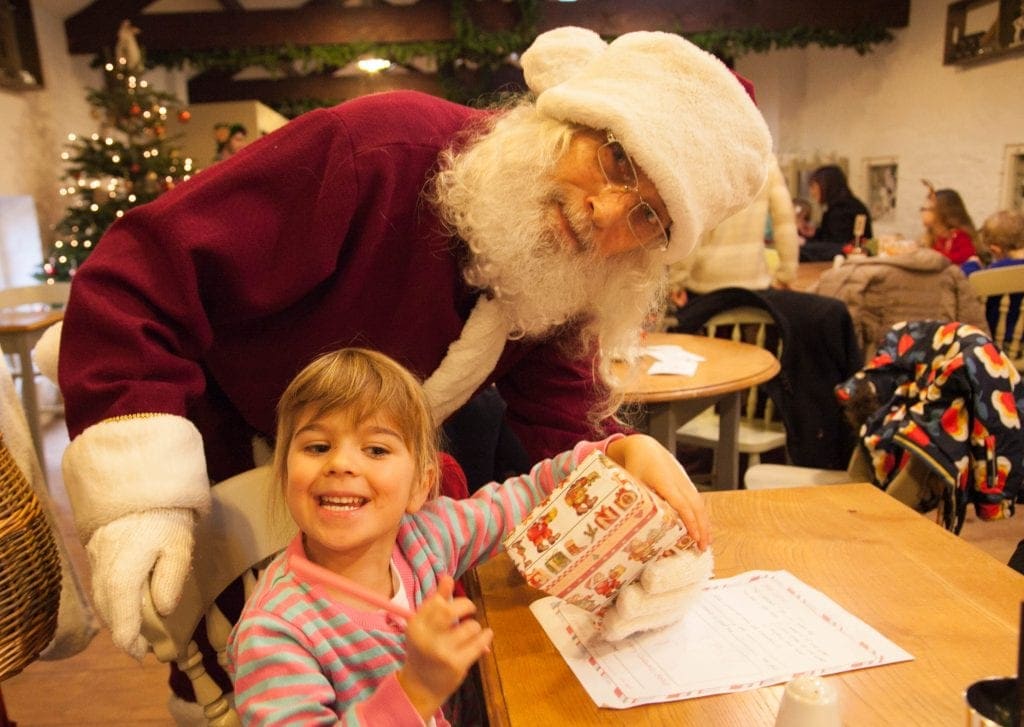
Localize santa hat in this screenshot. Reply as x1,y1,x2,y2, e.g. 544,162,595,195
521,27,773,264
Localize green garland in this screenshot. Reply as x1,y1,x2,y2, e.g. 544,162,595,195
133,0,893,116
688,25,895,59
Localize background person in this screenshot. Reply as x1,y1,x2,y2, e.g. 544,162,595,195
963,209,1024,344
666,155,798,314
798,164,872,262
920,183,985,268
212,122,248,162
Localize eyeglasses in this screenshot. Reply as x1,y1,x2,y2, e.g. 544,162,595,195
596,132,670,252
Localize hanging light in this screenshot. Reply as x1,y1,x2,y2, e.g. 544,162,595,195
357,58,392,73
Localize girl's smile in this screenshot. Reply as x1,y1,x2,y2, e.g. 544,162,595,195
285,408,431,578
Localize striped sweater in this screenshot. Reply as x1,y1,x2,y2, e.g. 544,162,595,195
227,437,613,725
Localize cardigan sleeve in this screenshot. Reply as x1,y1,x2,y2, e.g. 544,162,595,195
408,436,620,579
766,160,799,286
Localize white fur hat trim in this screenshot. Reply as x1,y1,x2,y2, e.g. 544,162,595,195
63,413,212,540
423,296,509,422
521,27,773,264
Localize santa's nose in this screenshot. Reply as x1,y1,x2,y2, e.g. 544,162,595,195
587,186,636,230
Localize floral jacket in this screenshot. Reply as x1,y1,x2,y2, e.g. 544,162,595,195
837,321,1024,531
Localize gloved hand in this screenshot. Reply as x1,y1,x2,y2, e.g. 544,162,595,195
86,507,195,659
600,546,714,642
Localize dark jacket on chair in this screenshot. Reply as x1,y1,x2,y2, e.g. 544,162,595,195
671,287,863,469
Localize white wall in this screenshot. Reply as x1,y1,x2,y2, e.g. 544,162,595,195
1,1,187,272
736,0,1024,239
1,0,97,265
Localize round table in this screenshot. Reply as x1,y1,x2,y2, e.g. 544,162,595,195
615,332,780,489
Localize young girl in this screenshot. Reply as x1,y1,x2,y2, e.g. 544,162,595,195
920,185,985,267
227,348,709,725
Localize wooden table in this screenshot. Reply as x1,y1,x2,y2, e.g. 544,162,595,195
468,483,1024,726
618,332,779,489
0,308,64,476
792,260,832,292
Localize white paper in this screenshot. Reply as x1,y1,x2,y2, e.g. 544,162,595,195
642,345,704,376
529,570,913,709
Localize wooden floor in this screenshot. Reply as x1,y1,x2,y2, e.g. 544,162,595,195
3,364,1023,725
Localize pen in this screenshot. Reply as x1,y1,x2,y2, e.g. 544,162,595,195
289,552,417,621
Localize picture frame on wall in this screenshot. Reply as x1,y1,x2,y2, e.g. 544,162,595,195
0,0,43,90
864,157,899,224
1002,142,1024,214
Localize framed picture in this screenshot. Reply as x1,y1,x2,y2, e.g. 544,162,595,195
864,157,899,224
1002,143,1024,214
0,0,42,89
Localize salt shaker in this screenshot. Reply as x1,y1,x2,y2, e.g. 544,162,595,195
774,676,842,727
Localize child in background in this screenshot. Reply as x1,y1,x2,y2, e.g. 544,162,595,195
920,183,986,267
227,347,709,725
963,209,1024,341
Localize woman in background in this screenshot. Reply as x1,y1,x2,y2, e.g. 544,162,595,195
798,165,872,262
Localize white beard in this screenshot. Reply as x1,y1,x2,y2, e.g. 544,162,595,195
431,104,666,361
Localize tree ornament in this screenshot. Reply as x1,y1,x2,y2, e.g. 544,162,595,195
177,109,191,123
116,20,143,71
130,103,142,116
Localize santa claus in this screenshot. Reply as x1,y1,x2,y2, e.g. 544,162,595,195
41,25,770,719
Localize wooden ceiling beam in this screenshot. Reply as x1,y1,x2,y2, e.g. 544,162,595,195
66,0,908,56
538,0,910,35
66,0,517,54
186,70,445,105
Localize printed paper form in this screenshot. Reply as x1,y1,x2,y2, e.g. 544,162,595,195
529,570,913,708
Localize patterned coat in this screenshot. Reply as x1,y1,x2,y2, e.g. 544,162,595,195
837,321,1024,531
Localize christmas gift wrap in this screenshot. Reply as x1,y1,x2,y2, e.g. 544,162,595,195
504,450,688,614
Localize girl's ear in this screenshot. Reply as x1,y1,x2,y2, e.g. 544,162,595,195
406,463,438,514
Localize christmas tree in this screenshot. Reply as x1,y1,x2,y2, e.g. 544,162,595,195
38,20,193,283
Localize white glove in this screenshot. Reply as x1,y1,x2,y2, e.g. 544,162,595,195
601,547,714,642
86,508,195,659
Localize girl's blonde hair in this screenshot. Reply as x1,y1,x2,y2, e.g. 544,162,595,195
273,348,440,496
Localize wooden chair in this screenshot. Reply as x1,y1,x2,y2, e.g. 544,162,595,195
0,282,72,475
968,266,1024,372
675,307,787,478
140,466,296,727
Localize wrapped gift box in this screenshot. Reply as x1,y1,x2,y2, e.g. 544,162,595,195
503,450,688,614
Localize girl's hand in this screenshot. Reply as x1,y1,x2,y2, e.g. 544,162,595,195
397,575,493,720
605,434,711,550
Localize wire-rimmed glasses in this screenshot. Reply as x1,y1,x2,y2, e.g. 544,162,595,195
596,132,670,252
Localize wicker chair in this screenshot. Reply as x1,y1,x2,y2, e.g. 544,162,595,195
0,434,62,723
